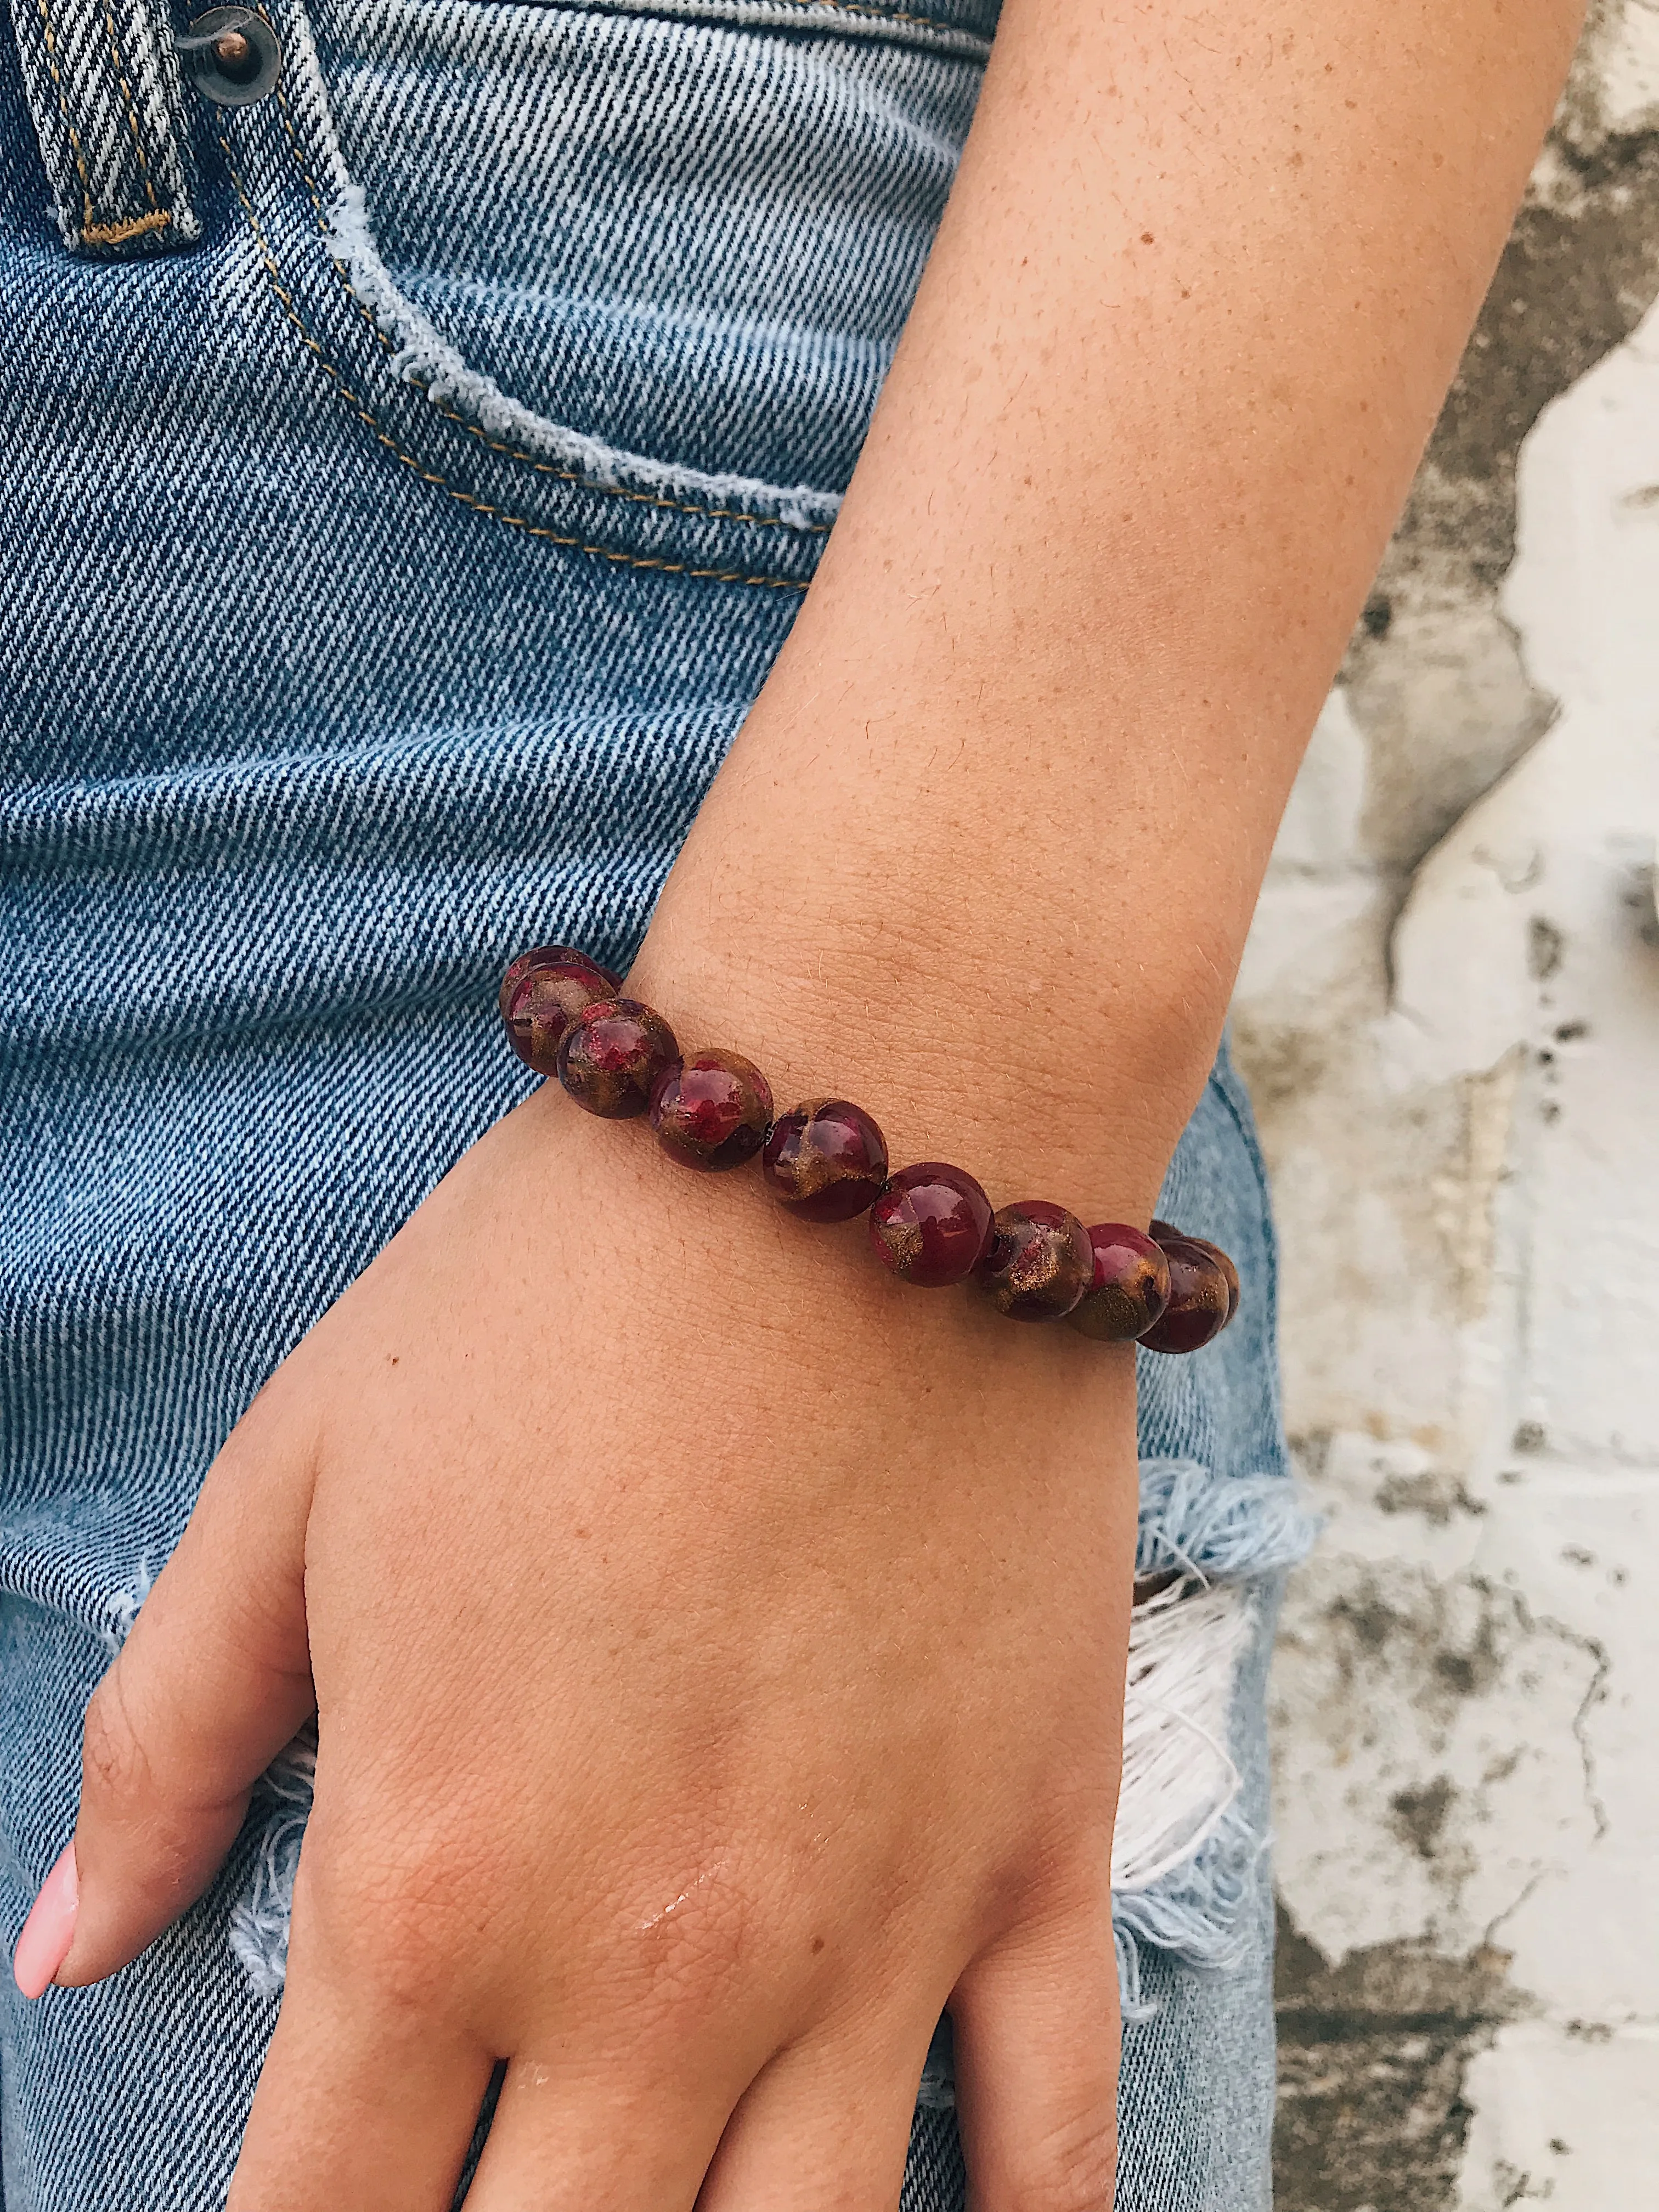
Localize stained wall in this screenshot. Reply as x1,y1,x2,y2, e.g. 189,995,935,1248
1232,5,1659,2202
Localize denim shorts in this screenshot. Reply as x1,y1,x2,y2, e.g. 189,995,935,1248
0,0,1305,2202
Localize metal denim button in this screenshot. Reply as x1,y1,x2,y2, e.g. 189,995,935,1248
178,8,283,106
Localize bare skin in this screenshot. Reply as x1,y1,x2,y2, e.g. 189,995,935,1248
40,2,1583,2205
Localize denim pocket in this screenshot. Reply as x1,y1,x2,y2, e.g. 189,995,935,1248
206,0,987,586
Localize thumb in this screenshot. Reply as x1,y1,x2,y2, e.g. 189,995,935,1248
20,1394,319,1995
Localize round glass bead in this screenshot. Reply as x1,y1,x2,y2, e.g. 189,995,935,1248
761,1098,889,1222
867,1163,994,1288
649,1050,774,1171
975,1201,1092,1321
1176,1234,1241,1321
555,998,680,1119
1066,1223,1173,1342
499,946,614,1076
1138,1237,1231,1353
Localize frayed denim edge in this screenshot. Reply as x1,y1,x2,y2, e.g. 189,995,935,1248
262,0,847,531
1133,1457,1314,1590
228,1736,315,2000
1113,1458,1316,2025
321,186,845,533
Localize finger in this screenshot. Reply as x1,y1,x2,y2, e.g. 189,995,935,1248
696,2014,934,2212
461,2054,734,2212
228,1892,495,2212
949,1887,1121,2212
50,1390,319,1987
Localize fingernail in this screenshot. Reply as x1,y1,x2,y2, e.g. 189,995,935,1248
13,1843,78,2000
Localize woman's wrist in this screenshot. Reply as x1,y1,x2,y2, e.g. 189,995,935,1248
618,647,1251,1212
501,944,1239,1352
624,896,1220,1222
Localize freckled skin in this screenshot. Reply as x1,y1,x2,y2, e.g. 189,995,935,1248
762,1099,889,1222
975,1201,1092,1321
650,1051,774,1171
868,1164,994,1287
500,947,616,1076
1066,1223,1172,1342
556,999,681,1119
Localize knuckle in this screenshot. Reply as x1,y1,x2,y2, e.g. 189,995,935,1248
297,1832,482,2017
359,1912,457,2018
76,1671,232,1917
1002,2109,1118,2212
78,1672,153,1811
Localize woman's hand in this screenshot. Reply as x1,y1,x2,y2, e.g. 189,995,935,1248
54,1083,1138,2208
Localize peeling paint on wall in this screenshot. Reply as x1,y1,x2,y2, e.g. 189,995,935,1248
1343,0,1659,885
1234,5,1659,2204
1274,1908,1528,2212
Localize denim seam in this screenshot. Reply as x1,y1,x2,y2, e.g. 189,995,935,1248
250,0,845,533
33,0,173,247
9,0,199,252
515,0,993,61
28,0,101,231
1205,1053,1285,1443
219,133,812,593
96,0,160,228
270,80,834,539
681,0,976,39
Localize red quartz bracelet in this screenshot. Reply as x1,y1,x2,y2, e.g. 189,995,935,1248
499,945,1240,1354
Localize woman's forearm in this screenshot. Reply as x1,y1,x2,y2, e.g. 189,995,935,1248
635,0,1582,1211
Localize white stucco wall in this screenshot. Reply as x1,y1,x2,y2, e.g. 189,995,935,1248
1235,7,1659,2203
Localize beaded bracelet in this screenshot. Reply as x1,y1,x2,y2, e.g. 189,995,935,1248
500,945,1240,1355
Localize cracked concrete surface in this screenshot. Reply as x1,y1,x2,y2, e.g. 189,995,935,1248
1231,5,1659,2204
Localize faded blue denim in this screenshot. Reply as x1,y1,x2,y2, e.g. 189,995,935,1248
0,0,1295,2202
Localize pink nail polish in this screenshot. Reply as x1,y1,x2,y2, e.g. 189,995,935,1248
13,1843,78,2000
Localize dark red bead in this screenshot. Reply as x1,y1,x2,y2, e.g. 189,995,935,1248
498,943,607,1025
1066,1223,1173,1342
499,946,614,1075
555,997,680,1119
1139,1237,1231,1353
975,1201,1092,1321
1176,1235,1241,1321
649,1049,774,1171
762,1098,889,1222
868,1163,994,1288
